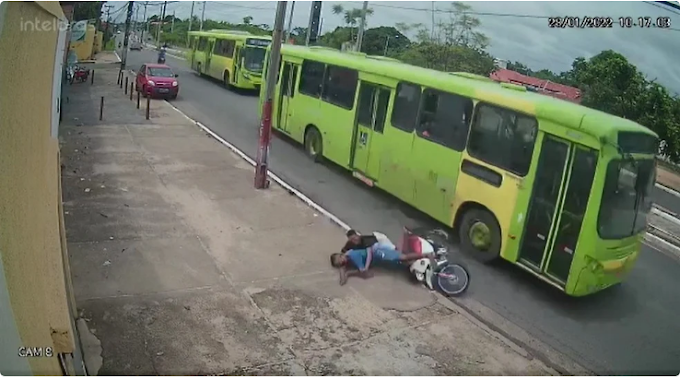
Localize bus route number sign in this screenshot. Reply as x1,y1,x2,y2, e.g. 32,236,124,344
246,39,271,47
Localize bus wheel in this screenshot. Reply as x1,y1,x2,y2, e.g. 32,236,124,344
459,208,501,264
304,127,323,163
223,71,231,89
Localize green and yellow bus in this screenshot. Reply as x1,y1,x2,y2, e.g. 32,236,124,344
260,45,659,296
188,30,271,90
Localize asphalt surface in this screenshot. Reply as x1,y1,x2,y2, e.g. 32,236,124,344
118,46,680,375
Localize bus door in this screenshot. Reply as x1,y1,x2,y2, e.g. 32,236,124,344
189,37,196,68
276,62,299,133
518,134,597,285
234,45,242,82
350,81,390,181
206,39,215,76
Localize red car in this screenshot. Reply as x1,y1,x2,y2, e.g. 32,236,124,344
136,63,179,99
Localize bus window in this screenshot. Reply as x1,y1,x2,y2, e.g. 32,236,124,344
321,65,358,110
390,82,420,133
280,63,297,97
416,89,472,151
357,84,390,133
467,104,537,176
299,60,325,98
197,37,208,51
214,39,235,57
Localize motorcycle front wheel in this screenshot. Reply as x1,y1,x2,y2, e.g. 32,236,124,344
435,263,470,296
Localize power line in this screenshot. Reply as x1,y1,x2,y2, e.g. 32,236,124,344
371,3,680,32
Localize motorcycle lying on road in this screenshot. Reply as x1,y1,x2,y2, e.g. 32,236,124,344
373,228,470,297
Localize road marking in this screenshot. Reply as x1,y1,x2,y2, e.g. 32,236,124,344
655,182,680,198
114,50,121,62
165,102,352,232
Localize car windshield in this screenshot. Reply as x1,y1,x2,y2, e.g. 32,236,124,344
148,67,174,77
598,158,655,239
243,47,266,72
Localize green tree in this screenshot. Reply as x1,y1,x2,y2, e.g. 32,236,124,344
330,4,374,45
361,26,410,56
243,16,253,25
74,1,104,22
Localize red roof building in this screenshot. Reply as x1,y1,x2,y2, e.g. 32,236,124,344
490,68,582,103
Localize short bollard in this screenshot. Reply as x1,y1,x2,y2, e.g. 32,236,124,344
125,77,128,95
130,83,134,100
117,70,122,86
91,70,95,85
99,96,104,120
136,89,141,109
145,97,150,120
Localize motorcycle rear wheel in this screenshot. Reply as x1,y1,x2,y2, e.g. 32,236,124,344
435,263,470,296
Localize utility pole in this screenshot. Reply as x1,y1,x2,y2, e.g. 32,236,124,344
200,1,206,31
355,1,368,52
188,1,195,45
141,1,148,42
431,1,435,40
156,1,167,47
255,1,287,190
285,1,295,42
305,1,322,46
103,4,114,44
121,1,134,70
171,10,175,33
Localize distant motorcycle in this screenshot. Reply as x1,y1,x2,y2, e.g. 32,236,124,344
157,49,166,64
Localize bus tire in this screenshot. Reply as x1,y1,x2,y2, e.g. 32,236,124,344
304,126,323,163
223,70,232,89
459,208,501,264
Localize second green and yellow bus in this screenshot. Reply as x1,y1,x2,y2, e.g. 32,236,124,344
188,30,271,90
260,45,659,296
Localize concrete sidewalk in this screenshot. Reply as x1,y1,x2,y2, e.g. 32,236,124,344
59,68,557,375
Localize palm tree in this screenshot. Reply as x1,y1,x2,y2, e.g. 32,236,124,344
331,4,373,42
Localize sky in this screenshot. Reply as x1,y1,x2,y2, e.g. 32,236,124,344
112,1,680,94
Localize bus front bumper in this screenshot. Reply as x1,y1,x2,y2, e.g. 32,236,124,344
572,251,640,296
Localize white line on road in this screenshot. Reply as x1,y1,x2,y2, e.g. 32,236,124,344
165,102,352,232
114,50,121,62
655,182,680,198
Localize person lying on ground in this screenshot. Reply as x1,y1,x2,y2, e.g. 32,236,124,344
340,229,379,253
331,237,434,286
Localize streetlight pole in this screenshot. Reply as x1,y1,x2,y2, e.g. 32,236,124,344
305,1,321,46
254,1,287,189
141,1,148,41
355,1,368,52
188,1,195,45
156,1,167,47
171,10,175,33
121,1,135,70
200,1,206,31
285,1,295,42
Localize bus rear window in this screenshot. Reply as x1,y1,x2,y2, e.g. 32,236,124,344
598,159,655,239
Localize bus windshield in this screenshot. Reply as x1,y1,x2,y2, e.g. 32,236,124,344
243,47,266,72
598,158,655,239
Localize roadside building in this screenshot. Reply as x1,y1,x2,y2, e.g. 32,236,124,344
0,1,86,375
490,68,582,103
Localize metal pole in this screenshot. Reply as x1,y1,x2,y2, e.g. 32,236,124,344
91,70,95,85
130,82,134,100
141,2,147,42
99,97,104,120
146,97,150,119
137,89,141,108
285,1,295,41
187,1,195,45
171,11,175,33
125,77,129,94
305,2,321,46
255,1,287,189
200,1,206,31
121,1,135,70
156,1,167,47
355,1,368,52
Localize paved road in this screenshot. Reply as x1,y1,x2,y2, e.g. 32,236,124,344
120,47,680,375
